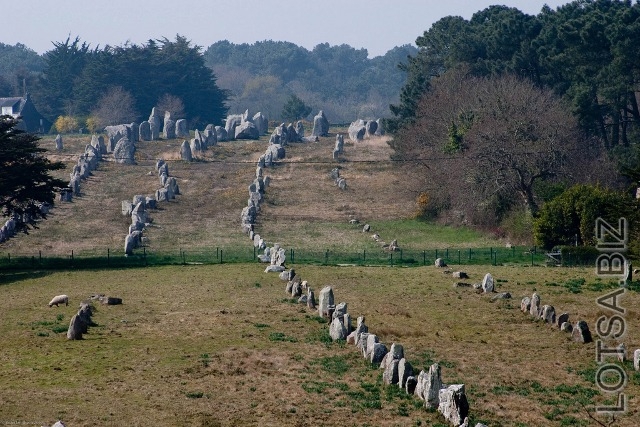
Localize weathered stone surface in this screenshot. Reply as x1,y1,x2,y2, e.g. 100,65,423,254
541,305,556,324
235,121,260,140
122,200,133,216
370,342,388,365
362,224,370,232
311,110,329,137
634,349,640,371
438,384,469,426
348,119,366,141
398,358,414,389
617,343,626,363
329,317,347,341
374,118,385,136
55,134,63,150
346,331,357,345
318,286,334,318
419,363,442,409
452,271,468,279
253,112,269,135
560,322,573,332
163,119,176,139
529,292,541,318
307,290,316,309
180,140,192,161
435,258,447,267
175,119,188,137
215,126,228,142
124,234,136,255
365,120,378,137
113,137,135,164
572,320,593,343
67,314,84,340
264,265,285,273
155,188,168,202
556,312,569,328
481,273,494,293
139,121,151,141
520,296,531,312
383,359,399,385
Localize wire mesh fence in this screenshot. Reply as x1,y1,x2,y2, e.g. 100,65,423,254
0,245,582,272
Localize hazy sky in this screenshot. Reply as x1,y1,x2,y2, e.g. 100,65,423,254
4,0,570,58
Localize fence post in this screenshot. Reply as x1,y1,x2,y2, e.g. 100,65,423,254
325,250,329,265
531,251,534,266
253,246,256,260
435,249,438,259
390,252,393,266
143,247,147,266
220,249,223,264
7,253,9,263
39,250,42,263
71,250,74,266
423,250,426,265
182,251,186,265
399,249,403,263
469,248,472,261
363,249,366,263
446,248,449,259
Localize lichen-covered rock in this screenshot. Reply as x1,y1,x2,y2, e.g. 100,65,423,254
383,359,399,385
540,304,556,324
481,273,494,293
529,292,541,318
113,137,135,164
318,286,334,318
311,110,329,137
370,342,388,365
329,317,347,341
520,296,531,312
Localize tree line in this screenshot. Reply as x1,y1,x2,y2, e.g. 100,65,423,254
389,0,640,250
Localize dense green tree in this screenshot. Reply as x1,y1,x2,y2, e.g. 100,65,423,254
533,184,638,249
281,94,312,121
0,115,66,230
33,36,91,119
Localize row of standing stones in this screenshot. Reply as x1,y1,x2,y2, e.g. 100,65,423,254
248,113,478,426
277,268,482,427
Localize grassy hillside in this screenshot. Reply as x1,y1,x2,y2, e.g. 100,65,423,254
1,128,504,258
0,264,638,426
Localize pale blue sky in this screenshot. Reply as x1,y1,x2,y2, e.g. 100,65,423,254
4,0,570,57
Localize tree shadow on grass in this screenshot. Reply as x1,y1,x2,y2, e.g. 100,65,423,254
0,270,52,286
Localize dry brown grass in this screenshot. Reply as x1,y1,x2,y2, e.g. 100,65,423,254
0,264,638,426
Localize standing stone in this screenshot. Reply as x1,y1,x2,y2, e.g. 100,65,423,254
572,320,593,343
124,234,136,255
113,137,135,164
362,224,370,232
215,126,228,142
365,334,379,360
398,358,414,389
370,342,388,365
311,110,329,137
253,112,268,135
383,359,399,385
235,121,260,140
634,349,640,371
540,305,556,324
556,312,569,328
520,296,531,312
318,286,334,318
374,118,385,136
354,316,368,344
150,122,160,140
149,107,162,136
365,119,378,137
55,134,63,150
348,119,366,141
329,317,347,341
129,122,139,143
481,273,494,293
335,133,344,153
406,376,417,395
560,322,573,332
435,258,447,267
529,292,541,318
139,121,151,141
163,119,176,139
307,289,316,309
66,314,84,340
294,120,304,140
617,343,626,363
438,384,469,426
424,363,443,409
180,140,192,161
175,119,189,137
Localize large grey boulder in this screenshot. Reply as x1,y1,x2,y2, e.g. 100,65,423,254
225,114,243,140
383,359,400,385
113,137,135,164
540,305,556,324
148,107,162,137
215,126,228,142
438,384,469,426
311,110,329,137
634,349,640,371
365,120,378,137
163,119,176,139
398,358,414,389
235,121,260,140
416,363,442,409
370,342,388,365
520,296,531,312
374,118,385,136
124,234,136,255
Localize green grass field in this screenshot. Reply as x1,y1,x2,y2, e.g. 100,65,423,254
1,130,638,426
0,263,638,426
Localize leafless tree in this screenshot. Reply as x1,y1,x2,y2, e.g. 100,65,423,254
156,93,185,120
391,67,614,226
90,86,138,128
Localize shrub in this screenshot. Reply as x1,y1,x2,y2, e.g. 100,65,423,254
533,184,638,249
54,115,79,133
